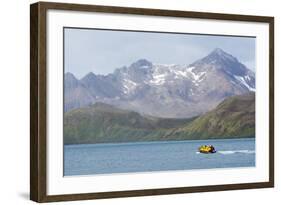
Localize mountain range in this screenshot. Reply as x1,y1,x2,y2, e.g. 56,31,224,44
64,48,255,118
64,92,255,144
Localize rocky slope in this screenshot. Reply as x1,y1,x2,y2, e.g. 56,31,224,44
65,48,255,118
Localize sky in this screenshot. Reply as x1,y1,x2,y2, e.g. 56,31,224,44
64,28,256,79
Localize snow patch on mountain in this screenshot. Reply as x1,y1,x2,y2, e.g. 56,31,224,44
183,67,206,86
149,73,167,85
234,75,255,92
122,79,138,94
150,64,207,87
173,70,189,78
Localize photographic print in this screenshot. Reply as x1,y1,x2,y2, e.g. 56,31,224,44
30,2,274,202
63,28,256,176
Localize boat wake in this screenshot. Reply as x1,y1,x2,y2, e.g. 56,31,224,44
196,150,255,155
218,150,255,155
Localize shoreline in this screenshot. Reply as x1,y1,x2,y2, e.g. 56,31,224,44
64,137,255,147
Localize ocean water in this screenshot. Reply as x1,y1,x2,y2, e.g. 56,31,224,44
64,138,255,176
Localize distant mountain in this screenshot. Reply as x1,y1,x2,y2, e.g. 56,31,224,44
65,48,255,118
64,92,255,144
64,72,94,111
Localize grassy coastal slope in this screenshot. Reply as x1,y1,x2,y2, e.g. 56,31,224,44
64,102,195,144
64,92,255,144
171,92,255,139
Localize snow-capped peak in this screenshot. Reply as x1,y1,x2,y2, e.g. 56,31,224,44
206,48,238,63
130,59,152,69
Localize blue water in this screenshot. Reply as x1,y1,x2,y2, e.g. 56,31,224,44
64,138,255,176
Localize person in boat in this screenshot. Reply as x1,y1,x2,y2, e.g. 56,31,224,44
199,145,216,153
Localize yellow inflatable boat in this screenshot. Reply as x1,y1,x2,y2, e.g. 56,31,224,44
199,145,216,154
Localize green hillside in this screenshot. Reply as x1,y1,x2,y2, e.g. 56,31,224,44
64,93,255,144
171,92,255,139
64,102,194,144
